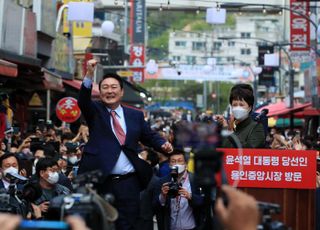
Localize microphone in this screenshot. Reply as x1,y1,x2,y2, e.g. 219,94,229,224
254,109,269,121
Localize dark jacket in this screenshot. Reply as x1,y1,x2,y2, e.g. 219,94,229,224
222,117,265,148
153,173,205,230
138,175,160,230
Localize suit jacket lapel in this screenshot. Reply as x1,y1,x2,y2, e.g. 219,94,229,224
95,101,112,131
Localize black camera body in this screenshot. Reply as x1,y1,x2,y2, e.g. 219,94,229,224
0,176,42,218
47,170,117,230
47,193,104,230
258,202,288,230
167,166,182,198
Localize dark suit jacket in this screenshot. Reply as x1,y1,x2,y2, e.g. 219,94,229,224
78,84,166,188
153,173,205,230
138,174,159,230
0,179,24,192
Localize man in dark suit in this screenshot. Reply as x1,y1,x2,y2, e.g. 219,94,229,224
153,150,205,230
78,59,173,230
0,153,24,192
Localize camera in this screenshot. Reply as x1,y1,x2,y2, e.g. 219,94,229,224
257,202,288,230
0,174,42,218
167,166,182,198
46,170,118,230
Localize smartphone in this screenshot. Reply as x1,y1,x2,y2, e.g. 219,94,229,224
30,137,40,142
73,166,79,177
18,220,70,230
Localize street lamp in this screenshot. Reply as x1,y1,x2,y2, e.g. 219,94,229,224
251,66,263,108
101,20,115,36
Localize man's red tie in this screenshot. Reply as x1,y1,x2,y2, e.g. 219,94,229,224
111,111,126,145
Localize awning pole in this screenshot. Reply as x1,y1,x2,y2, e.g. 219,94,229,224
46,89,51,122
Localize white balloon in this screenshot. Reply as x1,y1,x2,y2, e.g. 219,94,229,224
203,65,212,73
146,59,158,74
101,21,115,36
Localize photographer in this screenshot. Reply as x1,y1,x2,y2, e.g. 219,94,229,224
154,150,204,230
0,153,24,192
0,153,39,218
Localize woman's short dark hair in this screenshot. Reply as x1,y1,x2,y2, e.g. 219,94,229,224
98,73,123,90
229,84,254,108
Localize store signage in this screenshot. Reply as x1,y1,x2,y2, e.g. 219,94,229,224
290,0,310,51
129,0,145,83
56,97,81,123
129,44,145,82
219,148,317,189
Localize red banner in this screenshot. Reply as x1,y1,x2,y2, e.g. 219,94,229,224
290,0,310,51
129,0,145,83
219,148,317,189
129,44,145,82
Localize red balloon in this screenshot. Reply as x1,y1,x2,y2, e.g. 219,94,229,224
56,97,81,123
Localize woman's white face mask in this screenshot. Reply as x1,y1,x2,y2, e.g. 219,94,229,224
232,106,250,121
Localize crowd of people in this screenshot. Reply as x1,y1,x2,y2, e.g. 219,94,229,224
0,59,318,230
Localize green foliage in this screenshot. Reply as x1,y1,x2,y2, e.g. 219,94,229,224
190,21,212,31
144,11,236,112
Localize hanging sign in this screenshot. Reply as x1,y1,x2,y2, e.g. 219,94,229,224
56,97,81,123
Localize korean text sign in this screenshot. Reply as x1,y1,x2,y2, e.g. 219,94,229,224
56,97,81,123
219,148,317,189
290,0,310,51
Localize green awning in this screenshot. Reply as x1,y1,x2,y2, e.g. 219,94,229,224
275,118,304,128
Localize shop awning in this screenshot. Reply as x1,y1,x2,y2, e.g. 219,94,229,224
256,101,312,117
295,105,320,117
42,68,65,92
63,79,144,105
275,118,304,128
0,59,18,77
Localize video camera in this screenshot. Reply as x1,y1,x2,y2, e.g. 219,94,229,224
47,170,118,230
0,172,42,218
167,166,182,198
257,202,288,230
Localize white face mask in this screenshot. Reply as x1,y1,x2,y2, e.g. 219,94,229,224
3,166,19,177
46,172,59,184
232,106,249,121
68,156,78,165
173,164,186,174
